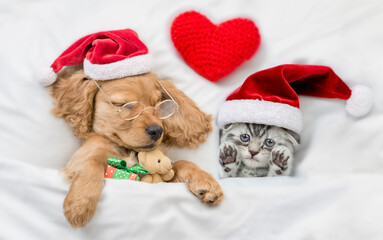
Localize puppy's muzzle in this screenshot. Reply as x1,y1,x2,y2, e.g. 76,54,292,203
146,125,163,141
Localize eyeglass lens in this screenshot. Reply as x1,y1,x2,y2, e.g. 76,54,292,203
119,100,178,120
155,100,178,119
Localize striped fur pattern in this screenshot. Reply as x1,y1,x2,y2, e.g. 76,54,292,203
219,123,300,178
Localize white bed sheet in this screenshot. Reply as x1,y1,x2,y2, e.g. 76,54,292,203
1,0,383,239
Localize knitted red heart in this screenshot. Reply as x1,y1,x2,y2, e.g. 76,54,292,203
171,11,261,82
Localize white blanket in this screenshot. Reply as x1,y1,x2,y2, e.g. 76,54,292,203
1,0,382,239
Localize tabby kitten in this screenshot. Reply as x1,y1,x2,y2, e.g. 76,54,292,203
219,123,300,178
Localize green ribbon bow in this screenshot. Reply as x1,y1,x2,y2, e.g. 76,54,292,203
107,158,148,175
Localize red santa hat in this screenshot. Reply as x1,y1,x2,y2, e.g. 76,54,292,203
217,64,373,133
39,29,152,86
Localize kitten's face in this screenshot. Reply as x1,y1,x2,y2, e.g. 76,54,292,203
221,123,298,169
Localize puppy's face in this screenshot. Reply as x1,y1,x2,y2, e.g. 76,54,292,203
51,67,212,150
93,73,165,152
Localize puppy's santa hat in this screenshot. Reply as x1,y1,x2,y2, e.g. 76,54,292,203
39,28,152,86
218,64,373,133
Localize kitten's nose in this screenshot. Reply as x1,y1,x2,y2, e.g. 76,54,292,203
249,150,259,157
145,125,163,141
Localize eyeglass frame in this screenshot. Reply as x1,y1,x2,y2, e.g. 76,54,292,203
92,77,179,121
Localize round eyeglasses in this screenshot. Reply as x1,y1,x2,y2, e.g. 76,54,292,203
92,78,179,120
118,99,178,120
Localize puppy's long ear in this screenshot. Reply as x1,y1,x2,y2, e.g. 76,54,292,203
159,80,212,148
50,66,99,139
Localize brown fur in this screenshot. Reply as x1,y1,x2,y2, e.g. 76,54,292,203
50,66,223,228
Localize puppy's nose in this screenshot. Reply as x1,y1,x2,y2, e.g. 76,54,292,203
145,125,163,141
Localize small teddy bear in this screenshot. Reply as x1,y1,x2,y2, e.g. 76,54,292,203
138,149,175,183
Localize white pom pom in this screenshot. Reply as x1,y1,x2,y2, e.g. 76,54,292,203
345,85,374,117
37,67,57,86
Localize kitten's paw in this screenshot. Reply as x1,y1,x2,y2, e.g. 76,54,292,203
219,144,240,177
220,145,237,165
269,146,292,176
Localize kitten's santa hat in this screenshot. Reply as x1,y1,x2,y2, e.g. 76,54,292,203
39,28,152,86
218,64,373,133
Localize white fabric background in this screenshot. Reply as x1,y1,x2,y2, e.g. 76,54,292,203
0,0,382,239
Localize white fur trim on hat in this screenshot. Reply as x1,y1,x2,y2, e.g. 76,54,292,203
218,99,303,133
83,54,152,80
346,85,374,117
38,67,57,86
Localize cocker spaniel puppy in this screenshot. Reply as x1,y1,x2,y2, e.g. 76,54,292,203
50,65,223,228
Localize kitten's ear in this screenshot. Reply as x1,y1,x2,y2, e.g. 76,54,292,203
285,129,301,145
223,123,233,130
219,129,223,140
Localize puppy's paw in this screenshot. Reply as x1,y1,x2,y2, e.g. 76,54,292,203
268,146,293,176
63,192,98,228
187,171,224,205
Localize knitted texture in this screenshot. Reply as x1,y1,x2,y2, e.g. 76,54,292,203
171,11,261,82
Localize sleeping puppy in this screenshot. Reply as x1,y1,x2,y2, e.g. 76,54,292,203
50,65,223,228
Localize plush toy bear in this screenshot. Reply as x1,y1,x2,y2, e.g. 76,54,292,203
138,149,175,183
